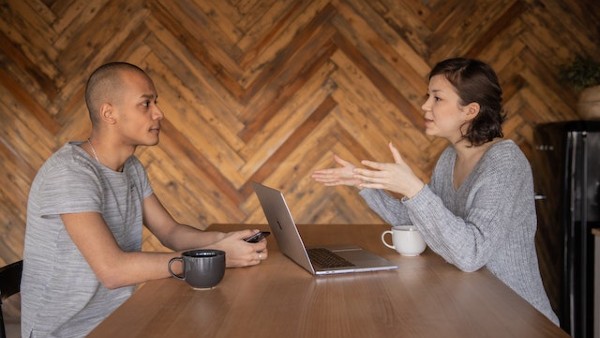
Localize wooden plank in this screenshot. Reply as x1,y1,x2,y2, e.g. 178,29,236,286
241,95,337,197
52,0,112,46
332,32,424,130
340,0,431,76
238,59,337,177
238,24,338,142
237,3,337,105
333,0,428,105
237,0,331,86
237,0,307,66
144,17,246,136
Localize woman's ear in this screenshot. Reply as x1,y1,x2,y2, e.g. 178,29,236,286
464,102,480,121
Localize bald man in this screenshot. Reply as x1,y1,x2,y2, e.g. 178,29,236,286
21,62,267,337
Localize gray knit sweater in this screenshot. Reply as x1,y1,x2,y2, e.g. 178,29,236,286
359,140,559,324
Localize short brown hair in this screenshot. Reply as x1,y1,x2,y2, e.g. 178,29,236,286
430,58,506,146
84,62,147,125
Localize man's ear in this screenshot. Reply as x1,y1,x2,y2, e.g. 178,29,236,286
99,103,117,125
464,102,480,121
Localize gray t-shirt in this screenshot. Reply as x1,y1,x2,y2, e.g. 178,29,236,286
360,140,559,324
21,142,153,337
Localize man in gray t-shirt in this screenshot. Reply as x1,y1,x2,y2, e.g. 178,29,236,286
22,144,151,337
22,62,269,338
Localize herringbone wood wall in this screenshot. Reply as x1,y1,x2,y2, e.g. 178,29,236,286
1,0,599,311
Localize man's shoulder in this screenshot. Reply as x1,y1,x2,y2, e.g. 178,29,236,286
35,143,97,182
41,142,82,166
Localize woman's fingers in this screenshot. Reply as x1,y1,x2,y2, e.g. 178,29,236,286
333,154,353,167
388,142,403,164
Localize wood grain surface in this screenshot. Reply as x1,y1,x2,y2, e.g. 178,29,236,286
89,224,569,338
1,0,599,322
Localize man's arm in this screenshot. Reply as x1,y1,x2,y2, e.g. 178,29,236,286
142,193,267,267
141,193,227,250
61,211,181,289
61,194,267,289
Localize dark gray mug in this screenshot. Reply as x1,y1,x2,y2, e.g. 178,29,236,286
168,249,226,289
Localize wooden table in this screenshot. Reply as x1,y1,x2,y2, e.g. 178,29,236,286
89,224,568,337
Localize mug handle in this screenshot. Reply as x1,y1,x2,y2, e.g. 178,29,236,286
381,230,395,249
168,257,185,280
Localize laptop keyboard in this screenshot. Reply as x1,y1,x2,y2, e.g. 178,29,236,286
307,248,355,268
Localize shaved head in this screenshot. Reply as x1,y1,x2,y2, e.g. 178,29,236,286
84,62,149,125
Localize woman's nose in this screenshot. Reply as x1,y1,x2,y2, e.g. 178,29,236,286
421,99,431,112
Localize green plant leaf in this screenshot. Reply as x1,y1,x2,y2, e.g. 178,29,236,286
559,55,600,91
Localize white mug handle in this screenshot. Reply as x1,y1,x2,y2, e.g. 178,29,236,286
381,230,395,249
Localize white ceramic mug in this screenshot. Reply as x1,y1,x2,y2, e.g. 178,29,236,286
381,225,426,256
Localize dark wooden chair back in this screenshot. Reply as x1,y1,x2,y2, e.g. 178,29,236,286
0,260,23,338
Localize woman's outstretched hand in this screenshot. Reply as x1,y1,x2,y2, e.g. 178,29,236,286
353,142,424,198
312,155,363,188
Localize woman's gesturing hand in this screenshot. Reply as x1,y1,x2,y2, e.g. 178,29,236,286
312,155,363,188
353,143,424,198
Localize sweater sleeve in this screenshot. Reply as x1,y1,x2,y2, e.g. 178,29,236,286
359,188,411,226
403,143,531,272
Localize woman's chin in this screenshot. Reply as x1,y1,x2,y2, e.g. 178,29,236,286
424,128,437,136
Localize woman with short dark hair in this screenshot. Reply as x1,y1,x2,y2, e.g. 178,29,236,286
312,57,559,325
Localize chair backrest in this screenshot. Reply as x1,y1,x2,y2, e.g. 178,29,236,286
0,260,23,338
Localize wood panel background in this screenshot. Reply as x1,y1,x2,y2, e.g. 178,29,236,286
0,0,599,323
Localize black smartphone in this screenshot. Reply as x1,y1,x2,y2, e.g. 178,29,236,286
244,231,271,243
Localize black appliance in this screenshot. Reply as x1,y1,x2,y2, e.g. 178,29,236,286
533,120,600,338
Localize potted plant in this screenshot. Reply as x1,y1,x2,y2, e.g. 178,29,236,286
559,55,600,120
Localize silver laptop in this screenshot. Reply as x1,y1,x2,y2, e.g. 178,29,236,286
252,182,398,275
